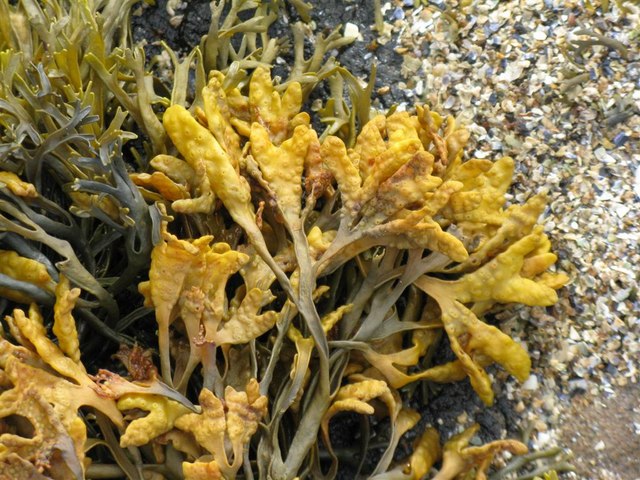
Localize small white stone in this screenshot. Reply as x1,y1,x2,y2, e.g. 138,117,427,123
501,99,515,112
614,204,631,218
522,374,539,390
594,147,615,164
500,62,524,82
595,440,605,451
344,22,361,40
444,96,456,109
569,326,581,341
169,14,184,27
473,149,493,159
536,431,552,447
533,29,548,41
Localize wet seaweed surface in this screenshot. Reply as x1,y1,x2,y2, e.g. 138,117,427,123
133,1,520,474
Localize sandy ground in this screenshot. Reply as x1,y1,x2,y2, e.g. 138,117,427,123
559,384,640,480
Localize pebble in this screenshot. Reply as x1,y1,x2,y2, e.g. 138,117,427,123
522,374,539,391
392,7,404,20
569,379,589,395
343,23,360,40
594,146,616,164
533,29,548,41
613,132,629,147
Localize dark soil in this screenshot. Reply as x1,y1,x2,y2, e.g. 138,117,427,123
132,0,211,56
132,0,406,106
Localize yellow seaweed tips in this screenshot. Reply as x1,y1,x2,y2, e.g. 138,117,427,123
0,250,55,303
406,427,442,479
118,394,190,448
139,223,278,388
434,424,527,480
0,171,37,197
320,110,470,265
249,67,307,144
175,379,268,478
132,65,567,477
52,275,82,364
0,296,122,478
250,122,317,224
163,104,254,226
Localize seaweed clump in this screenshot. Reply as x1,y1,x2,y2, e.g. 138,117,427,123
0,1,568,479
